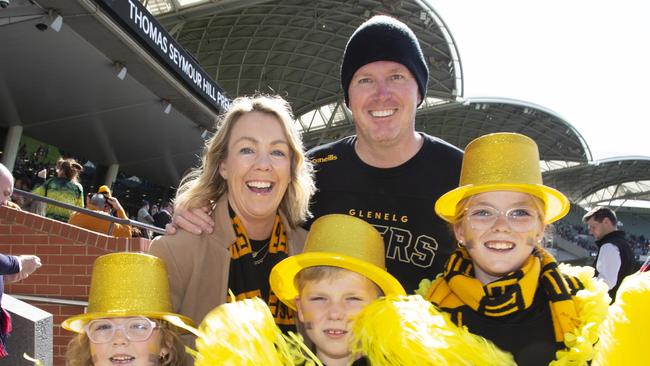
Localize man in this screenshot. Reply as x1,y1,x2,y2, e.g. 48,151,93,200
137,200,155,238
583,206,635,298
68,190,132,238
168,16,462,292
137,200,154,223
97,185,116,216
153,201,173,235
303,15,463,292
0,163,21,210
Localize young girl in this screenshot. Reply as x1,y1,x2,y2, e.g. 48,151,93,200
423,133,610,366
63,252,194,366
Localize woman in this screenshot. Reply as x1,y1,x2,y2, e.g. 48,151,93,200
32,157,84,221
422,133,609,366
149,95,315,334
63,252,192,366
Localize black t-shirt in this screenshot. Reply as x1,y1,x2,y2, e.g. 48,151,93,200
306,134,463,292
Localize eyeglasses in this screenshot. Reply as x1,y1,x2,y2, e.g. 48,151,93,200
464,206,539,232
84,317,157,344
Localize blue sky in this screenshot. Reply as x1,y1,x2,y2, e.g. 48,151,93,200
428,0,650,160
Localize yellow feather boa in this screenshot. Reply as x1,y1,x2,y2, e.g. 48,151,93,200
351,295,516,366
417,264,610,366
592,272,650,366
164,297,321,366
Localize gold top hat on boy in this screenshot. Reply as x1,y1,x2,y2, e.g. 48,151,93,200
62,252,194,333
270,214,405,310
435,132,569,224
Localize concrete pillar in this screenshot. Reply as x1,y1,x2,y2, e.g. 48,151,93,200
104,163,119,188
0,295,53,366
1,125,23,172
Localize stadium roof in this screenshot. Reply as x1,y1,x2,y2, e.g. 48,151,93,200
4,0,650,212
299,97,592,162
148,0,464,115
543,157,650,207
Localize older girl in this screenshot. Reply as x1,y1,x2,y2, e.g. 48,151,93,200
423,133,609,366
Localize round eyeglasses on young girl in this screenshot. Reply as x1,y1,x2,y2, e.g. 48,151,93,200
464,206,539,233
83,317,157,344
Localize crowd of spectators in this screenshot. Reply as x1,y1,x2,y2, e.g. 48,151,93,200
8,142,172,238
553,219,649,259
552,220,597,251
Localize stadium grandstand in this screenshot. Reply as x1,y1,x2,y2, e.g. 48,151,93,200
0,0,648,364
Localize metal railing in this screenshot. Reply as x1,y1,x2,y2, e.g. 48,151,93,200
12,188,166,236
12,294,88,307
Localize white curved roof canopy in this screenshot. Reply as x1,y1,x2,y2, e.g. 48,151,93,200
146,0,464,115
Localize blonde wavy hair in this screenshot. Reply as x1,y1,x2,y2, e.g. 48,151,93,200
174,95,315,227
65,319,185,366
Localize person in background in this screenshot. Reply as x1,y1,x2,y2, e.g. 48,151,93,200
68,189,132,238
32,158,84,221
583,206,635,299
10,174,32,210
152,202,173,237
137,200,155,238
97,185,117,217
0,163,21,210
1,252,42,357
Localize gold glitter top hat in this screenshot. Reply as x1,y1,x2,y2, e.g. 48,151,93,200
270,214,405,310
435,132,569,224
62,252,194,333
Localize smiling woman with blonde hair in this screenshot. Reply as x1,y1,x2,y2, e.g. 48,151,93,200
149,95,315,353
422,132,610,366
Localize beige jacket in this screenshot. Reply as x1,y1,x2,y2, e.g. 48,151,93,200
148,195,306,327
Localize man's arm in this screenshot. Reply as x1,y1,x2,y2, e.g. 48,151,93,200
3,254,41,282
0,254,19,275
596,243,622,289
166,206,214,235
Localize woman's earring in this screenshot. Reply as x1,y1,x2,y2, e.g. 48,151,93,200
457,241,464,248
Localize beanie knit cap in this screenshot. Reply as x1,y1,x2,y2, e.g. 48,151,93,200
341,15,429,106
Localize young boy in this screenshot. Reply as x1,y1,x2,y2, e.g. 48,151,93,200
270,214,405,366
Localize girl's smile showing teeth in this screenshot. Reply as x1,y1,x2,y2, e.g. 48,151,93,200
484,241,515,250
109,354,135,364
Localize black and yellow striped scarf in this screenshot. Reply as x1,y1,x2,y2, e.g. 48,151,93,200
227,207,295,331
425,247,584,342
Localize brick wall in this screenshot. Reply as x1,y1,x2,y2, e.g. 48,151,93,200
0,206,151,366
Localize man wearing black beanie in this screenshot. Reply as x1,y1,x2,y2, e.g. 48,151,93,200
306,15,464,293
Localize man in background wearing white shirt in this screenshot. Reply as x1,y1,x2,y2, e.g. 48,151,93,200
583,206,635,300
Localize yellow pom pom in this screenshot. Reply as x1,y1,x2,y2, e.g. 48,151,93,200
592,272,650,366
351,295,516,366
549,264,610,366
193,297,320,366
415,278,433,297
